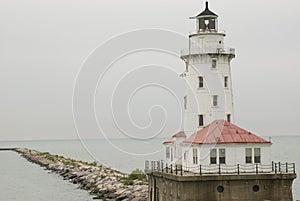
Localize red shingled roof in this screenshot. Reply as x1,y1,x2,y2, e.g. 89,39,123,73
184,120,270,145
172,131,186,138
163,131,186,144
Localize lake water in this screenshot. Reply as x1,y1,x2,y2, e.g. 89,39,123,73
0,136,299,200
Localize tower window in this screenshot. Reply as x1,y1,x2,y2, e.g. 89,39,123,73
198,115,204,127
212,59,217,68
213,95,218,107
245,148,252,163
219,149,226,164
227,114,231,122
224,76,228,88
185,62,188,72
254,148,261,163
198,76,204,88
193,148,198,164
184,96,187,110
210,149,217,164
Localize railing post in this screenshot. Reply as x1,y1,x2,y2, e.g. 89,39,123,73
166,164,168,173
256,163,258,174
286,162,288,173
219,164,221,175
200,165,202,175
272,161,274,172
293,163,296,174
275,163,277,174
175,165,178,175
181,166,183,176
237,164,240,175
171,164,173,174
279,162,281,173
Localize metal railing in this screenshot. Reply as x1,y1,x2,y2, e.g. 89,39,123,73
145,160,296,176
180,47,235,57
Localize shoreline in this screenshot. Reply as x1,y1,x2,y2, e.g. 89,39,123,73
13,148,148,201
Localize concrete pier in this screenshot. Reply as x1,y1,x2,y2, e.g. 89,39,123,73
0,148,16,151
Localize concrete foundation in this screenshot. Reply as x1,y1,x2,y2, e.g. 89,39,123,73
148,172,296,201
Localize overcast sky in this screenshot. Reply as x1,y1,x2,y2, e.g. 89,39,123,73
0,0,299,141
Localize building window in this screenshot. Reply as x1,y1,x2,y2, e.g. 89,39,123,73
198,114,204,127
184,96,187,110
254,148,261,163
193,148,198,164
166,147,170,159
219,149,226,164
213,95,218,107
171,148,173,161
210,149,217,164
183,152,187,160
227,114,231,122
212,59,217,68
198,76,204,88
185,62,188,72
245,148,252,163
224,76,228,88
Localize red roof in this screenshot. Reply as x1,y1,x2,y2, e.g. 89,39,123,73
163,139,174,145
172,131,186,138
163,131,186,144
184,120,271,145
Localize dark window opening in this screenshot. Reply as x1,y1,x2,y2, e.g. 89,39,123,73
245,148,252,164
219,149,226,164
210,149,217,164
199,76,204,88
254,148,261,163
224,76,228,88
227,114,231,122
217,186,224,193
253,185,260,192
198,115,204,127
212,59,217,68
213,95,218,107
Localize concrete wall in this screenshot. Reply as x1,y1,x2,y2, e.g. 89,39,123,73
148,172,296,201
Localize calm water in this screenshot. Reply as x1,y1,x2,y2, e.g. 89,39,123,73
0,136,299,200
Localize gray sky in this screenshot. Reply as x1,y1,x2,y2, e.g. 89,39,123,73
0,0,299,141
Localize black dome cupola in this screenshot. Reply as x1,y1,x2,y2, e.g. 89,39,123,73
191,1,219,32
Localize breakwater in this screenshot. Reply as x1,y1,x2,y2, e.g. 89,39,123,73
14,148,148,201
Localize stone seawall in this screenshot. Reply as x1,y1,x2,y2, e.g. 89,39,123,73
14,148,148,201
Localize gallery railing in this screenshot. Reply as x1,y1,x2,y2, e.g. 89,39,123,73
145,160,296,176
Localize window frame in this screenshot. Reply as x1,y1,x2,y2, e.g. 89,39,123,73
198,114,204,127
245,148,252,164
254,148,261,163
192,148,198,164
198,76,204,88
213,95,218,107
210,149,217,164
219,148,226,164
224,76,229,88
212,59,217,69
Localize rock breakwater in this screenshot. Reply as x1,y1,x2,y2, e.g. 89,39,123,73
14,148,148,201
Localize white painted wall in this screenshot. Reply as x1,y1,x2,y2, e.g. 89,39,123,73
181,16,235,135
181,143,272,173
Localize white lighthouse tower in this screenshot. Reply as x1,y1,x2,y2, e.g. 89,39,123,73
181,1,236,136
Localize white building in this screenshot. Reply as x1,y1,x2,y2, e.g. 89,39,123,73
163,2,272,173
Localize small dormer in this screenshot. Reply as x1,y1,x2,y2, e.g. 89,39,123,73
192,1,218,32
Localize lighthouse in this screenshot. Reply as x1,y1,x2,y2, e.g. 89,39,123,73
181,1,235,136
146,2,296,201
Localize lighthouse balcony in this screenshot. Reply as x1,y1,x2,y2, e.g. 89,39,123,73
180,47,235,57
